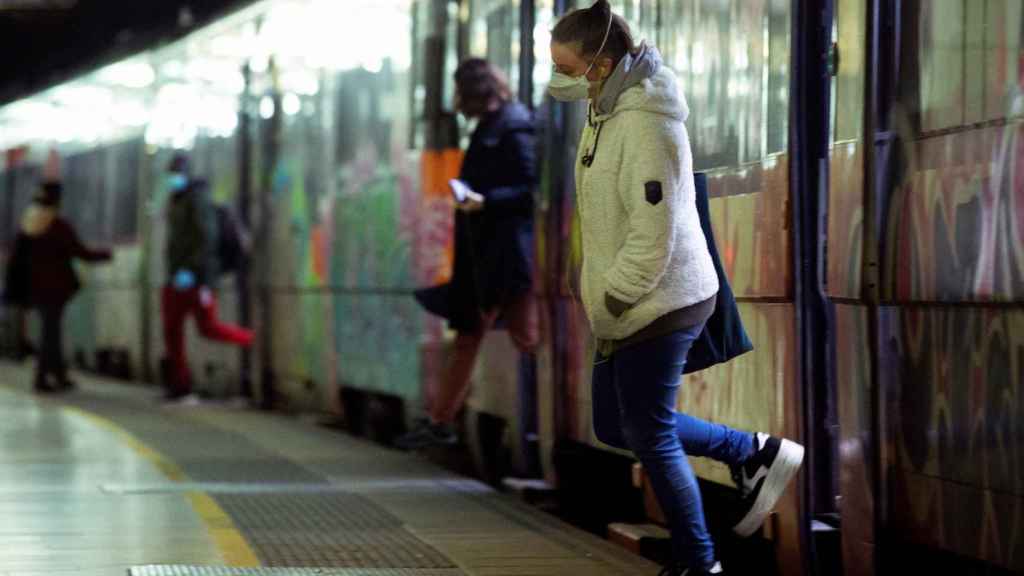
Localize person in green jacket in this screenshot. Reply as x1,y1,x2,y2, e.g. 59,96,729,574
160,153,253,404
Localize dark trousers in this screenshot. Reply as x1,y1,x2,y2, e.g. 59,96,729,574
35,303,66,385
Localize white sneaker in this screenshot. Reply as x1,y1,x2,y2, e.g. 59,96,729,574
731,432,804,537
162,393,202,408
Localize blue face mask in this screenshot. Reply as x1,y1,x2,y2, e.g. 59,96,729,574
166,173,188,192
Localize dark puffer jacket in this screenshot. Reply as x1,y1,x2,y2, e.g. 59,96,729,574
166,179,219,288
447,101,537,331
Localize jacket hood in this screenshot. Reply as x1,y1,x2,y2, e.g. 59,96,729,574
21,203,57,237
594,44,688,122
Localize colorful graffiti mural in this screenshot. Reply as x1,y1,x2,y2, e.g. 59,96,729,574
885,123,1024,303
881,306,1023,572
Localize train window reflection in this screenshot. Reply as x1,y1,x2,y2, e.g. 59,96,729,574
907,0,1024,134
831,0,865,143
660,0,790,171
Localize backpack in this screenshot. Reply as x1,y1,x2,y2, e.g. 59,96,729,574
214,204,250,275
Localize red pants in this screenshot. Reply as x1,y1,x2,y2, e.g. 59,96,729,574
161,286,253,394
430,293,539,423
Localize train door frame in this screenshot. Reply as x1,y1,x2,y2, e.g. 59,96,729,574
514,0,543,478
863,0,900,569
543,0,577,448
237,61,255,401
257,57,283,409
791,0,839,573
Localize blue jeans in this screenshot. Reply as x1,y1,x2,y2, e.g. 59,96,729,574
592,323,754,569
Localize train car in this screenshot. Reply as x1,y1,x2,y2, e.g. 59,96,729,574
830,1,1024,574
0,1,1020,575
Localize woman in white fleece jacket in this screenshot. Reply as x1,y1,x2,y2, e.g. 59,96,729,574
550,3,803,575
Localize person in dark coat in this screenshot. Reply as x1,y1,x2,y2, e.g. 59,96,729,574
397,58,539,450
160,153,253,404
9,181,111,392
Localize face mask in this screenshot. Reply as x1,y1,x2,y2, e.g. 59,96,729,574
548,70,594,102
548,11,614,102
166,173,188,192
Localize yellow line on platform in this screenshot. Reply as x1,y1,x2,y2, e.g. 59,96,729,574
64,406,262,567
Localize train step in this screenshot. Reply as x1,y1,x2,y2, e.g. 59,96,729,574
811,516,841,576
629,462,783,572
502,477,557,505
607,522,671,559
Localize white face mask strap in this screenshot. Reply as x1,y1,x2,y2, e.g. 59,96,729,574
584,11,614,76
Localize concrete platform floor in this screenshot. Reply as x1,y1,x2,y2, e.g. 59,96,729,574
0,363,658,576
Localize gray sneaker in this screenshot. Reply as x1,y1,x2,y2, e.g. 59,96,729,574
394,419,457,450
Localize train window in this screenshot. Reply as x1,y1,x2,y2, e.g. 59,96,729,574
906,0,1024,134
0,166,30,248
766,0,790,155
412,0,453,150
63,150,106,245
660,0,788,170
486,5,515,75
445,0,462,112
0,165,32,247
831,0,866,143
916,0,967,131
409,0,458,148
410,0,427,149
617,0,659,48
532,0,555,108
466,0,523,101
467,0,486,57
13,166,39,235
109,138,141,242
965,0,986,125
984,0,1023,123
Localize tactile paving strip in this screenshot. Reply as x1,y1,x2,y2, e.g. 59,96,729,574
65,397,457,569
129,568,465,576
214,492,455,568
101,482,353,495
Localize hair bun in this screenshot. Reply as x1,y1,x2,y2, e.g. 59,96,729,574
590,0,611,19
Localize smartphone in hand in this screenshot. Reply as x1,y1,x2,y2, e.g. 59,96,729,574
449,179,472,203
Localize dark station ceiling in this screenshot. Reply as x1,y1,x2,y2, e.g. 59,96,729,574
0,0,253,105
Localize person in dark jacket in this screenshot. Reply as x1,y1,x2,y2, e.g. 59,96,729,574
10,181,111,393
397,58,539,450
160,153,253,404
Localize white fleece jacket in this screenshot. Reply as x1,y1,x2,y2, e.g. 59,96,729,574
576,63,719,340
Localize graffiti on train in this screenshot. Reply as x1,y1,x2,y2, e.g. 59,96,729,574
883,306,1024,571
886,123,1024,302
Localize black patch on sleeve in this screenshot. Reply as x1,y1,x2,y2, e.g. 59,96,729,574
644,181,663,205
